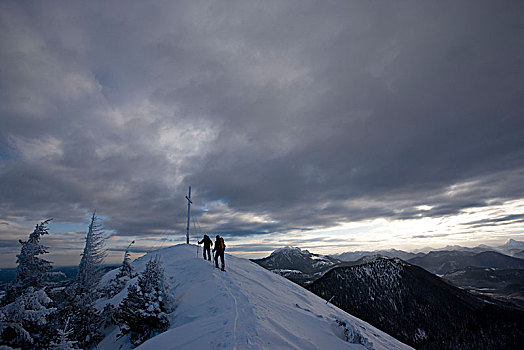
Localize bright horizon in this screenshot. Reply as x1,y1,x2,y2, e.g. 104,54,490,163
1,208,523,268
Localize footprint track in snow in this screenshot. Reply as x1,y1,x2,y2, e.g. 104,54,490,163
215,269,240,349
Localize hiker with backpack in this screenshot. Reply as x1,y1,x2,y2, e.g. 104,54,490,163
213,234,226,271
198,234,213,260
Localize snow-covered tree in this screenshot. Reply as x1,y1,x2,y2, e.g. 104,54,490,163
64,212,106,349
63,289,103,349
0,320,32,349
49,317,77,350
0,287,56,349
103,241,137,298
0,220,58,349
118,240,135,279
101,304,117,329
77,212,106,295
117,257,173,346
3,220,53,305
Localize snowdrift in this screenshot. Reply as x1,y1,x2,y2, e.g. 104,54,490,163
97,244,412,350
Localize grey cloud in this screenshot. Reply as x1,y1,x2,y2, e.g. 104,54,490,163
460,215,524,229
0,1,523,265
411,233,455,239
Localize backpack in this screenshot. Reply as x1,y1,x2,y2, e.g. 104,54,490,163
220,237,226,250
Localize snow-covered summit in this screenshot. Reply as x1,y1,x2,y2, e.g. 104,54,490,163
254,246,339,275
271,245,310,256
502,238,524,248
98,244,411,350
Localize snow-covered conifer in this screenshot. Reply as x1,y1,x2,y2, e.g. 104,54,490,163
77,212,106,295
49,317,77,350
104,240,136,298
117,257,173,346
101,304,117,329
66,293,103,349
0,287,56,349
118,240,135,279
0,220,57,349
3,220,53,305
65,212,107,349
0,320,32,349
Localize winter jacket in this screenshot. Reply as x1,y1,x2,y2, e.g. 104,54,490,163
198,235,213,248
214,237,226,252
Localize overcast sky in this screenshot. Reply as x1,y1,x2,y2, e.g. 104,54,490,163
1,1,523,267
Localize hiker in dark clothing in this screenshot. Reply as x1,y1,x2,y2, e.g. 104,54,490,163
213,234,226,271
198,234,213,260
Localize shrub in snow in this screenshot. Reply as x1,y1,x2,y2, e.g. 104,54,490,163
117,257,174,346
333,319,373,349
103,274,130,299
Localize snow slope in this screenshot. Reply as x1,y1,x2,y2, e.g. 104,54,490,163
97,244,412,350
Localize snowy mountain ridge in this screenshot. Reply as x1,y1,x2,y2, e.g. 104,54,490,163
332,239,524,261
96,244,411,349
332,249,415,262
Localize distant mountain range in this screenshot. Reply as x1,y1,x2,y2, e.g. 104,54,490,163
251,239,524,282
332,249,424,262
407,250,524,275
418,239,524,257
329,240,524,308
307,256,524,349
331,239,524,262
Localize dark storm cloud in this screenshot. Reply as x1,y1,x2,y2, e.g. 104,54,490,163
1,0,523,252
